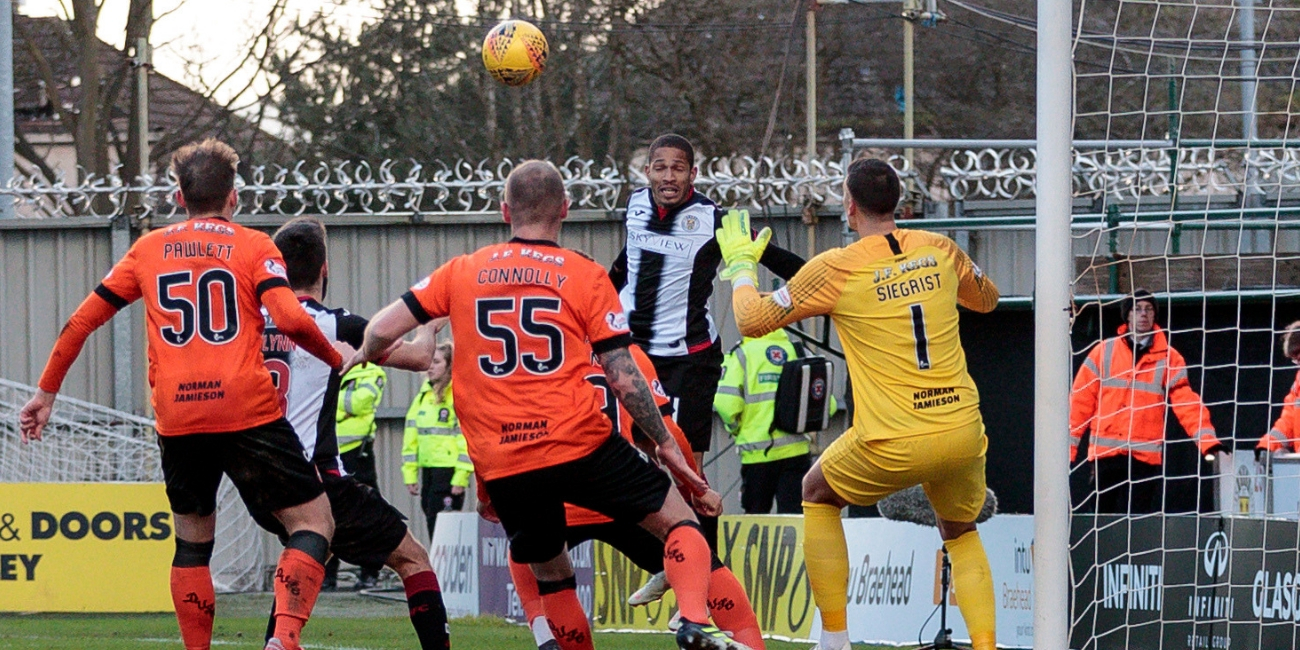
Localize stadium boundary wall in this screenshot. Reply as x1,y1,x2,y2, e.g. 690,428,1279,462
6,207,1296,530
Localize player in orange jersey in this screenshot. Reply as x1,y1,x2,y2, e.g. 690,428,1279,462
19,140,343,650
498,343,765,650
344,160,749,650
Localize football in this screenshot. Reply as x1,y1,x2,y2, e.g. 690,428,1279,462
481,20,548,87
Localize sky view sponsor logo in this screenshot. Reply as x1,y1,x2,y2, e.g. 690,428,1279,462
627,231,693,258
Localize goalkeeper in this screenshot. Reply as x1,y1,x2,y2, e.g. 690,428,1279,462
714,158,1000,650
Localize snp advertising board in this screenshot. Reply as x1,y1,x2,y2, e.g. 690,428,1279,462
590,514,1034,647
1071,515,1300,650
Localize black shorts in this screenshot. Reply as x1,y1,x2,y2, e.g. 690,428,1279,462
486,435,672,564
157,418,324,517
648,342,724,452
252,474,409,567
568,522,665,574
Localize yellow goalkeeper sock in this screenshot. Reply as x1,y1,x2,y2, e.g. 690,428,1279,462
802,501,849,633
945,530,996,650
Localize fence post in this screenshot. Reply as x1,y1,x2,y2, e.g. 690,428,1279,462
839,128,855,246
111,214,136,414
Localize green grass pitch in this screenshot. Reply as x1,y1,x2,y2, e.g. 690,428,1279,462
0,592,904,649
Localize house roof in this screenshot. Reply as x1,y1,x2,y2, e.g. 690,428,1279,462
15,14,288,166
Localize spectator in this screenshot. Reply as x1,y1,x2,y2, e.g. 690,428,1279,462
403,342,473,539
714,328,836,514
1070,288,1226,514
1258,321,1300,455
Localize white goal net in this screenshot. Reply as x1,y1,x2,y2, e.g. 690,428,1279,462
1068,2,1300,649
0,378,266,593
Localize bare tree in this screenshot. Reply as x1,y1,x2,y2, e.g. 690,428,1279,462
15,0,295,189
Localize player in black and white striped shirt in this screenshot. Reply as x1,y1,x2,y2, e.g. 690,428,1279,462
252,217,452,650
610,135,804,518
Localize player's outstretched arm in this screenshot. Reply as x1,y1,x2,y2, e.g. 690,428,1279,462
262,286,343,369
22,289,126,442
733,255,839,338
346,298,422,375
758,240,806,281
598,346,710,496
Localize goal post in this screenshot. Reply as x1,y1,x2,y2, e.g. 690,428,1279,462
1034,2,1074,650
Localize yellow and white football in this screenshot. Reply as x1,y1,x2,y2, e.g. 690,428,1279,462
481,20,549,88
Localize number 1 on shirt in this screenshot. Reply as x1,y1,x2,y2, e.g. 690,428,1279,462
909,303,931,370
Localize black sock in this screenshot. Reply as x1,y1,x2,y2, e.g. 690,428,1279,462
405,571,450,649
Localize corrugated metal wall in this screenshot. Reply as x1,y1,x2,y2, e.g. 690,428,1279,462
0,221,131,407
0,211,849,535
9,206,1292,544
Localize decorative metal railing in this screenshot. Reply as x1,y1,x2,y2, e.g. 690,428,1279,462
940,146,1300,202
10,146,1300,219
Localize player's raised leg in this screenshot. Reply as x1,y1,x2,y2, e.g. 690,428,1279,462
509,518,764,650
635,494,719,644
936,519,995,650
926,426,996,650
534,552,593,650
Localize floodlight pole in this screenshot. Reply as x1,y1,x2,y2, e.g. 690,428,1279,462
0,0,13,219
1035,0,1073,648
1239,0,1261,207
806,5,817,165
903,0,915,172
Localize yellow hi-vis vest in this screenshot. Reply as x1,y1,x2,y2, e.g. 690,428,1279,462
336,363,387,454
402,380,473,487
714,329,837,465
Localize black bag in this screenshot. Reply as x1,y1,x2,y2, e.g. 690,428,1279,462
772,355,833,434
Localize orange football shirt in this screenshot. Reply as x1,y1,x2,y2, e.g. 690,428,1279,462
403,238,633,481
566,344,698,527
94,219,297,435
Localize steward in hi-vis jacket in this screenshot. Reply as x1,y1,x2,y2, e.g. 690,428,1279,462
1070,289,1224,514
715,328,836,514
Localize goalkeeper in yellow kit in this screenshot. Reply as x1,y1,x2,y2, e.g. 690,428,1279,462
716,158,1000,650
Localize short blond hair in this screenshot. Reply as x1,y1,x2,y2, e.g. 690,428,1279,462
170,139,240,214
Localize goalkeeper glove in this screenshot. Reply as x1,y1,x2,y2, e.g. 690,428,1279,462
715,209,772,288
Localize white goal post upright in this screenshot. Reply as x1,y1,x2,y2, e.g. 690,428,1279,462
1034,0,1073,648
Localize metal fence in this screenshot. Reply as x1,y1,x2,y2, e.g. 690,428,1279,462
7,156,845,220
13,141,1300,220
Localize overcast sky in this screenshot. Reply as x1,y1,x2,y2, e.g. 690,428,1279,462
21,0,380,106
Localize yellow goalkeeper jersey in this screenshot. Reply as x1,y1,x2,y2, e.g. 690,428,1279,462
733,229,999,439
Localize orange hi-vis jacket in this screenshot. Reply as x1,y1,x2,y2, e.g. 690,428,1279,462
1259,370,1300,453
1069,324,1220,465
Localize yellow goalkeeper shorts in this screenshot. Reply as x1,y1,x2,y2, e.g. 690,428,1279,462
819,421,988,523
